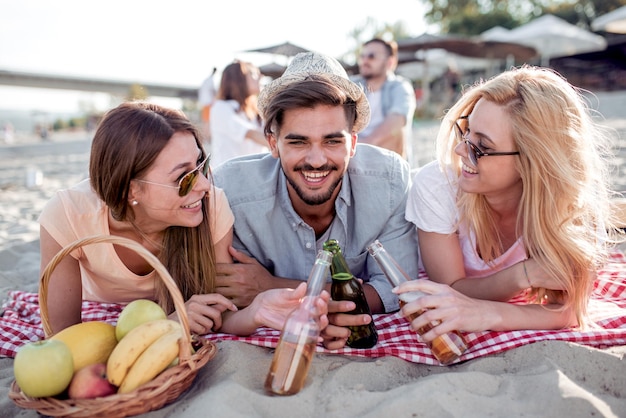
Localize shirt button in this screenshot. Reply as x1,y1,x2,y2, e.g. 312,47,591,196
292,223,296,228
305,242,312,249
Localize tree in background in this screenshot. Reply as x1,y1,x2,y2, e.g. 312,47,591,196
418,0,626,35
125,83,149,101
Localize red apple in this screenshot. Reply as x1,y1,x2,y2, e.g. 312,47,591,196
68,363,117,399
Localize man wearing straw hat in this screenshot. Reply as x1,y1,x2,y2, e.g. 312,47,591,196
213,52,418,349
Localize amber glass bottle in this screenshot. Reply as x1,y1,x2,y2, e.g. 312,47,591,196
323,239,378,349
264,250,332,395
366,240,468,365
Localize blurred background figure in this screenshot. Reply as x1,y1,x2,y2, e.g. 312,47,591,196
209,61,268,167
2,122,15,144
198,67,217,142
443,64,461,109
351,38,416,165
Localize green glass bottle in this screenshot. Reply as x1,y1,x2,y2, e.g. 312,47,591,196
323,239,378,349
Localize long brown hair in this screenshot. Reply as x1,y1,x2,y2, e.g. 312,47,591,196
216,60,261,122
89,101,217,313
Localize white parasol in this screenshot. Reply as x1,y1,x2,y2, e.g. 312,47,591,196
592,6,626,34
483,14,607,66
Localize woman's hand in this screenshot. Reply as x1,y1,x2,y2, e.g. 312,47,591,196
393,279,498,341
250,282,330,332
169,293,237,335
394,277,574,336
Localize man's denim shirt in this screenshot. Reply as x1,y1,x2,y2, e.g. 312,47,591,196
212,144,419,313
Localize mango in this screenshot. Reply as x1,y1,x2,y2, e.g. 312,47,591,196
51,321,117,372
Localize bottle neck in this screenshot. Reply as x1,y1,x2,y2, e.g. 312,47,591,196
366,240,410,287
305,250,332,297
323,240,353,277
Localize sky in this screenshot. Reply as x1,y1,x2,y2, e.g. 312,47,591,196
0,0,430,113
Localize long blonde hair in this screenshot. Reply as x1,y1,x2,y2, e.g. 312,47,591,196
437,66,620,327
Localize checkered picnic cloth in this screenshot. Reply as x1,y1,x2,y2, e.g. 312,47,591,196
2,252,626,364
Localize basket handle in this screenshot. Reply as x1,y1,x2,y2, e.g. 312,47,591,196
38,234,192,362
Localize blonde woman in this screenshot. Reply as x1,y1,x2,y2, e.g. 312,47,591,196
402,66,620,341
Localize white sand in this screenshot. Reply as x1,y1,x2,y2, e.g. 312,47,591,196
1,125,625,417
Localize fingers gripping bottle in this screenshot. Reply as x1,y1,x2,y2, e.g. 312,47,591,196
323,239,378,349
264,250,332,395
366,240,467,365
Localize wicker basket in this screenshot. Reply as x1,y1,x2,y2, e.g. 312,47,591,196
9,234,218,418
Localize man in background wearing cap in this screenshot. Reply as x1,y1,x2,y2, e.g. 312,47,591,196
351,38,416,164
212,52,418,349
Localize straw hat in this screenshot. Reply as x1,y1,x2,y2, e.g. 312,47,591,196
257,52,370,132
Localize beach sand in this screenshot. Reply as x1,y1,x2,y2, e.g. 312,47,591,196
1,120,625,417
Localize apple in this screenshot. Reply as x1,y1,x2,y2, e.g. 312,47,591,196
115,299,167,341
68,363,117,399
14,339,74,398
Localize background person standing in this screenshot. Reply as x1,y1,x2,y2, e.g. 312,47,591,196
209,61,268,167
351,38,416,165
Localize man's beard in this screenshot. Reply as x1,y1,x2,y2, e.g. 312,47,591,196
284,164,342,206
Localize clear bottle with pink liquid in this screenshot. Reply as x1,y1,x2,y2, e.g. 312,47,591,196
366,240,467,365
264,250,332,395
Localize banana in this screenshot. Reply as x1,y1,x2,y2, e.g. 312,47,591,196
106,319,180,386
117,328,182,394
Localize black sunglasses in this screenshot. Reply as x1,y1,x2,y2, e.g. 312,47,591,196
359,52,378,60
135,154,210,197
454,116,520,166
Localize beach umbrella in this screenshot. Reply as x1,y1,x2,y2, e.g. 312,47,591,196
397,33,537,62
397,33,537,110
483,14,608,66
243,41,310,57
592,6,626,34
258,62,287,79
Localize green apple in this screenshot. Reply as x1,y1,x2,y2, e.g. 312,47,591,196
115,299,167,341
14,339,74,398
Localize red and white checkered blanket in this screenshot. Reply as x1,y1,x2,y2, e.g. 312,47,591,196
3,252,626,365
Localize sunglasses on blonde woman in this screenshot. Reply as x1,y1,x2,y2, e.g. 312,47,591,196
135,154,210,197
454,116,520,167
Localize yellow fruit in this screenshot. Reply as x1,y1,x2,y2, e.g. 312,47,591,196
115,299,167,341
107,319,180,386
118,328,181,393
51,321,117,372
14,340,74,398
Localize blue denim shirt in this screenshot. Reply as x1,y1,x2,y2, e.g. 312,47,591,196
212,143,419,313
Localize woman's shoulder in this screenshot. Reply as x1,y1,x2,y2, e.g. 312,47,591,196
39,179,107,243
414,161,454,187
211,185,228,204
50,179,104,214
